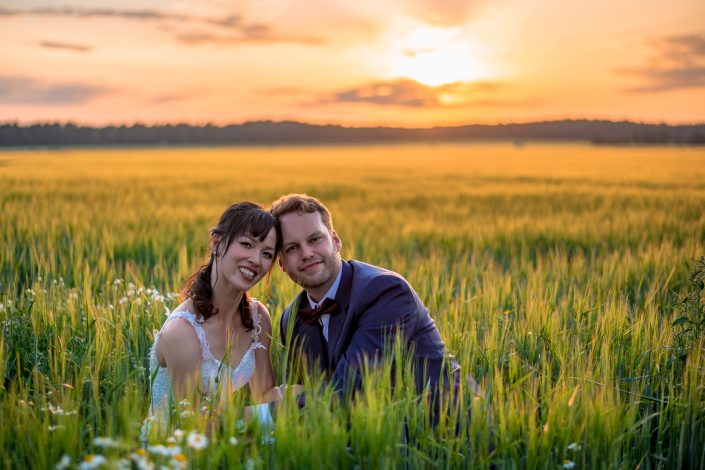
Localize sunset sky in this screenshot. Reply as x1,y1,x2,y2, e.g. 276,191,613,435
1,0,704,127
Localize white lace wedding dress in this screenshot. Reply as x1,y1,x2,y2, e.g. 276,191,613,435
142,300,265,437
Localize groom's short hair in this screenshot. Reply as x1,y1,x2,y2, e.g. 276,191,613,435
270,193,334,231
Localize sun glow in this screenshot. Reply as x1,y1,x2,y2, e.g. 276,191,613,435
383,25,494,86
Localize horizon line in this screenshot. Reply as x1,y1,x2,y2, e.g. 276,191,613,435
3,117,705,129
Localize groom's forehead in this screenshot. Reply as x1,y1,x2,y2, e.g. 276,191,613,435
280,211,326,238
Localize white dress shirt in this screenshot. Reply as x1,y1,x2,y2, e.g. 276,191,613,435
306,265,342,342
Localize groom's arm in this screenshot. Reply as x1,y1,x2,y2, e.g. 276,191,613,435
330,275,421,394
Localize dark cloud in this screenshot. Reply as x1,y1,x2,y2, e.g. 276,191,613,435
0,76,110,105
618,33,705,92
314,79,518,108
39,41,92,52
0,6,325,46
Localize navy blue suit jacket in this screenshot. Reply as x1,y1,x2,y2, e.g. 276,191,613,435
280,260,460,394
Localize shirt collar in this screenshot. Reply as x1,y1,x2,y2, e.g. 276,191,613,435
306,265,343,308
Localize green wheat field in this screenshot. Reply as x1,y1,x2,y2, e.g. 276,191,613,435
1,143,704,469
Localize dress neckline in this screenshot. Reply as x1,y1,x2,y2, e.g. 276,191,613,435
169,303,262,370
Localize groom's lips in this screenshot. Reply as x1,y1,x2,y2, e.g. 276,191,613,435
300,261,321,272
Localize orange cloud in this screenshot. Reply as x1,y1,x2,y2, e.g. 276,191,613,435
0,6,324,46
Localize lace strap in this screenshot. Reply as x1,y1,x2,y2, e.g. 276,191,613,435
160,311,215,361
250,299,264,348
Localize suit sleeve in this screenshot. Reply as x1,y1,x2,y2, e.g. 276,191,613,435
330,275,420,394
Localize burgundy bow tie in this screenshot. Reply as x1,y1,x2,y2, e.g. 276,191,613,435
298,297,340,325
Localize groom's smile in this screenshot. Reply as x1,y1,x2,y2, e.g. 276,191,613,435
278,211,342,301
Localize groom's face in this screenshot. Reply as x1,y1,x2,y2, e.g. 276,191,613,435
278,211,342,296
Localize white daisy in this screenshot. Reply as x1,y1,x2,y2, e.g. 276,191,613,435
186,432,208,450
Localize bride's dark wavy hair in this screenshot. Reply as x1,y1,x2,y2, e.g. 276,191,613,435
183,202,278,330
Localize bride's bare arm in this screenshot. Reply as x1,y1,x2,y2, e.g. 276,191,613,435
156,317,202,405
248,303,283,404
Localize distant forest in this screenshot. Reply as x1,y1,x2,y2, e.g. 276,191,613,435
1,120,704,146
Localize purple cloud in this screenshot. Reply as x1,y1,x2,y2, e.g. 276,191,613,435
0,75,110,105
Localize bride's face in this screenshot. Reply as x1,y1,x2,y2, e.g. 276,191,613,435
214,228,277,291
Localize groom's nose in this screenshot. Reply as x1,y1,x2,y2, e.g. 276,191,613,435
300,243,314,260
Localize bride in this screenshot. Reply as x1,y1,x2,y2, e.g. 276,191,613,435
144,202,282,436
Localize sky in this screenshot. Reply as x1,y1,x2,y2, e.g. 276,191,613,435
1,0,704,127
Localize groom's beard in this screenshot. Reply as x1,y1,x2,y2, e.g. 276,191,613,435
291,256,340,292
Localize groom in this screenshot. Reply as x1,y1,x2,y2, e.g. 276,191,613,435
270,193,462,397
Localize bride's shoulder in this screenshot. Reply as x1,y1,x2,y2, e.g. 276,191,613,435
250,299,272,331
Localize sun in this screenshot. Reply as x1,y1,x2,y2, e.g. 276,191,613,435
383,25,493,86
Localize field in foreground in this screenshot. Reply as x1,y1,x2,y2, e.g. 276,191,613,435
1,143,704,469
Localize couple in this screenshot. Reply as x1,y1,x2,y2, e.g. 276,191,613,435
145,194,462,433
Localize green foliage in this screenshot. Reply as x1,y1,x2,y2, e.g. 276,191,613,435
1,144,704,469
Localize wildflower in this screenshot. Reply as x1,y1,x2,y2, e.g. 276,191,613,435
172,429,185,441
129,452,154,470
163,306,170,316
43,403,66,415
114,458,131,470
153,295,164,303
563,460,575,469
567,442,582,451
55,454,71,470
93,436,119,448
229,436,239,446
19,399,26,407
148,444,181,457
170,453,188,470
186,432,208,450
119,297,128,305
78,454,106,470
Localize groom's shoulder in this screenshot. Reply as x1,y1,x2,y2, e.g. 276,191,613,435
348,259,413,292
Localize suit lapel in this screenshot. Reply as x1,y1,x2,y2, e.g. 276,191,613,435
327,260,353,363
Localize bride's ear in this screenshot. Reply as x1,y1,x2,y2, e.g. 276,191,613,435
210,235,221,256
